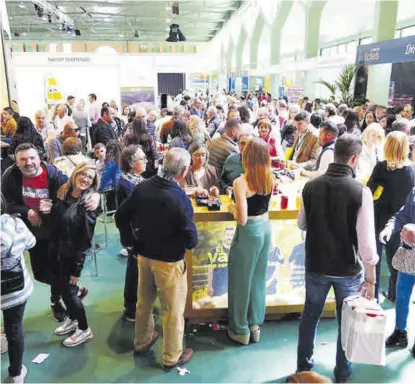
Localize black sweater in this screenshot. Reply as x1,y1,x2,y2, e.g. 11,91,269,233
115,175,198,262
367,161,415,232
302,163,363,276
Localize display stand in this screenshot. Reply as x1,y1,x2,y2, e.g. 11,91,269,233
184,182,336,324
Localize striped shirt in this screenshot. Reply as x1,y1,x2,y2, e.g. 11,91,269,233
1,214,36,310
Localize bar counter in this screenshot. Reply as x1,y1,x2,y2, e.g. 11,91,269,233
184,179,336,323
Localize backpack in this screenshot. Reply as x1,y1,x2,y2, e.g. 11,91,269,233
1,218,24,295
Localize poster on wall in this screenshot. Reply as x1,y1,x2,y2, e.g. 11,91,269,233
120,87,155,110
255,77,265,92
44,74,63,105
189,73,209,91
228,77,236,92
389,62,415,108
287,86,305,104
242,76,249,93
190,220,331,310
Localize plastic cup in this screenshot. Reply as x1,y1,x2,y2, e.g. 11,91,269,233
296,195,302,210
39,199,52,214
272,185,279,196
281,195,289,210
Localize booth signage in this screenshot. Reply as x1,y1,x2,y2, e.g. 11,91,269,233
356,36,415,66
47,56,91,63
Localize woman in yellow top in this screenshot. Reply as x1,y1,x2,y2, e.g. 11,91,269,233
1,107,17,140
227,138,276,345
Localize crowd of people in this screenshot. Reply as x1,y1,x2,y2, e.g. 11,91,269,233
1,89,415,383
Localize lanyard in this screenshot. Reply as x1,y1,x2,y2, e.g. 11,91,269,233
295,133,306,151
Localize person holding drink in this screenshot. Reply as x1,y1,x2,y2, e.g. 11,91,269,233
2,143,100,322
183,142,219,198
227,138,276,345
49,162,100,347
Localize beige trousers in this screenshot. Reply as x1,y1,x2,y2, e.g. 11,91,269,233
134,256,187,366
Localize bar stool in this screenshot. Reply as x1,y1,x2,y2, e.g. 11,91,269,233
98,189,118,247
85,235,100,277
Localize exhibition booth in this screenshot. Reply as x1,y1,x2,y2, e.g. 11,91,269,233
354,35,415,106
11,51,214,118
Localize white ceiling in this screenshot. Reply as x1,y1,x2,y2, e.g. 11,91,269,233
6,0,244,41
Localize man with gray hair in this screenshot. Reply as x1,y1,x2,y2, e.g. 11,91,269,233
115,147,197,370
391,118,410,135
207,106,221,137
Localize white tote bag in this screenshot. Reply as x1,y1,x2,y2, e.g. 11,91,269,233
341,295,386,366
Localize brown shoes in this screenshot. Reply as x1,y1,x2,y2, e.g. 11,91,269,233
134,331,159,353
163,348,193,371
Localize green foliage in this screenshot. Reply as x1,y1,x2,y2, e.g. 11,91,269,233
314,80,337,96
335,64,362,105
315,64,362,106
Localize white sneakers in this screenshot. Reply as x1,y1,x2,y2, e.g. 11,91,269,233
62,328,93,348
55,318,78,336
5,365,27,383
119,248,129,257
250,325,260,343
55,320,93,347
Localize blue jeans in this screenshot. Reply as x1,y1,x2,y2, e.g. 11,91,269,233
396,272,415,331
297,272,363,379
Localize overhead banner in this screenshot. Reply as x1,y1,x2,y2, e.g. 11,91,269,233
356,36,415,66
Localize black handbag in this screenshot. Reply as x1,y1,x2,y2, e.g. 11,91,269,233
1,237,24,295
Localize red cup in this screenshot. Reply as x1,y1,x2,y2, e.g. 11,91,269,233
279,160,285,170
281,195,289,209
273,185,279,195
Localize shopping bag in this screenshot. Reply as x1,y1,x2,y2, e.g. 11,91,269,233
341,295,386,366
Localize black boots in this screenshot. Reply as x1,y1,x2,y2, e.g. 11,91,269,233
412,342,415,358
386,329,408,348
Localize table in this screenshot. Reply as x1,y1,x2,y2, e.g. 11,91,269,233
184,179,336,323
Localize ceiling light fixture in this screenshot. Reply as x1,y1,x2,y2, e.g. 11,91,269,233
119,33,124,37
104,17,111,22
166,18,171,23
19,2,26,9
22,32,27,36
30,1,75,30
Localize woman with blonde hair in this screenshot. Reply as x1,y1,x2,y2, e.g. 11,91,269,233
356,123,385,180
49,162,100,347
368,131,415,300
188,115,210,144
227,138,276,345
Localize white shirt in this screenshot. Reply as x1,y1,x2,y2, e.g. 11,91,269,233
328,115,345,125
356,144,383,179
53,115,71,135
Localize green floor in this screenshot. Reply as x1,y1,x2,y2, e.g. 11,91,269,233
2,222,415,383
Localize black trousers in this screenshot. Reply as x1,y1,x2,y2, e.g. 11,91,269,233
60,265,88,330
375,231,400,300
28,239,61,304
124,251,138,317
385,232,400,300
2,302,26,377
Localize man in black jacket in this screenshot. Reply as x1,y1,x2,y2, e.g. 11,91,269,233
91,106,117,146
2,143,100,321
115,148,197,370
296,134,379,383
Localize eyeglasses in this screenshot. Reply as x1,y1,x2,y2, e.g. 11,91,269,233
78,172,94,182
